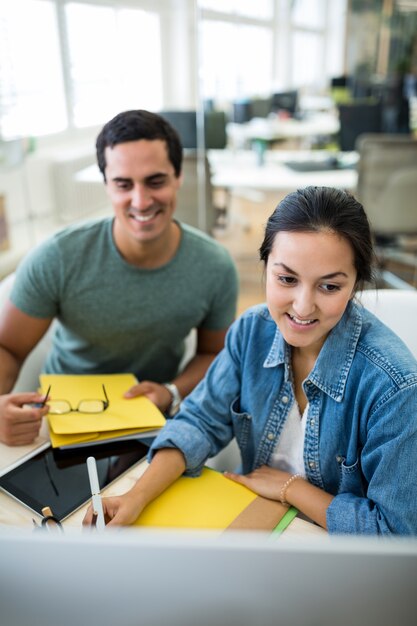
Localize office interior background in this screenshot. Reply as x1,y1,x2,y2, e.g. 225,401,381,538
1,0,417,303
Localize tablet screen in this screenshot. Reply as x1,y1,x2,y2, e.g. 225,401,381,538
0,438,151,521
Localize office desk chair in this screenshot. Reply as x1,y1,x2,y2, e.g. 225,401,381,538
356,134,417,242
359,289,417,358
0,273,53,392
356,134,417,287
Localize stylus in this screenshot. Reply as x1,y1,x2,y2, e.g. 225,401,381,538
86,456,105,531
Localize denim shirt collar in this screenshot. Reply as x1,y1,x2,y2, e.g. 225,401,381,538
263,300,363,401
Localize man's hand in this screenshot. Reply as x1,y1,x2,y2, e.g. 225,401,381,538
0,392,49,446
124,381,173,412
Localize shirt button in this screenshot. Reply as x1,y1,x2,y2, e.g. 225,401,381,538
308,461,316,469
282,395,289,404
310,418,315,426
267,433,275,441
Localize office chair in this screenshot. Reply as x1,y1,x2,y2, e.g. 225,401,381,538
0,273,53,392
356,134,417,243
356,133,417,287
338,101,382,151
359,289,417,358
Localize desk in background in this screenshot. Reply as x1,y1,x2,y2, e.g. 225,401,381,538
208,149,358,194
208,149,358,228
0,423,325,536
227,112,340,149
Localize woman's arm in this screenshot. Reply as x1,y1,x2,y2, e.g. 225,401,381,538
83,447,186,527
225,466,334,530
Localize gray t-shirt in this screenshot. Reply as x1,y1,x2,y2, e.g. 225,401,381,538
11,218,238,383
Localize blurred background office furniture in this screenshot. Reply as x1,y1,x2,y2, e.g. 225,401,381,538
208,149,358,195
271,90,299,117
159,110,198,149
232,99,252,124
159,109,227,150
356,133,417,289
337,101,382,151
359,289,417,358
226,112,340,150
203,110,227,149
176,150,215,233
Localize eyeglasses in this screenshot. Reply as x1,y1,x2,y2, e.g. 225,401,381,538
42,384,110,415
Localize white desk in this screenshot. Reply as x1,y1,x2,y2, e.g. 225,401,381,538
227,112,339,147
0,424,325,536
208,149,358,194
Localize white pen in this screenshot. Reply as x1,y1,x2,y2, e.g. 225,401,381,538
86,456,105,531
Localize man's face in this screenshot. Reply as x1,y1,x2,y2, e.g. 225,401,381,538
104,139,181,245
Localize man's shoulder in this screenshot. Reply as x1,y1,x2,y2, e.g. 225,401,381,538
52,217,111,244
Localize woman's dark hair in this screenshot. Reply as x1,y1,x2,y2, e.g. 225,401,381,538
96,109,183,180
259,186,375,291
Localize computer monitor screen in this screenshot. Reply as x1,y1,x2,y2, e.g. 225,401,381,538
159,110,198,149
271,90,298,116
1,529,416,626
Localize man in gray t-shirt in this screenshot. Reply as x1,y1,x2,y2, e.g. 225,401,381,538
0,110,238,446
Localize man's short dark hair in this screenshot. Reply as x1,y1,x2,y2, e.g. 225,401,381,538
96,109,183,180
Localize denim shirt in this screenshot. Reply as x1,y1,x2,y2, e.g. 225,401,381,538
150,301,417,535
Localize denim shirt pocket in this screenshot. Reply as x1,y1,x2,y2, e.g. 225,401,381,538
336,455,366,497
230,396,252,451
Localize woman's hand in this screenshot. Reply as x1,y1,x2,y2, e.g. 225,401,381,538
82,492,145,528
224,465,292,502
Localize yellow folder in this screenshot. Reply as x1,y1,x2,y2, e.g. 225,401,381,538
39,373,166,449
134,467,289,532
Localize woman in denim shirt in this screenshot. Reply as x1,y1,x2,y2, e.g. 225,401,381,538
85,186,417,534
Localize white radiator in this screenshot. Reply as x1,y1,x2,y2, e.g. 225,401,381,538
51,151,109,222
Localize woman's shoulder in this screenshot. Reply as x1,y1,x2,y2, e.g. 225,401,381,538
355,303,417,384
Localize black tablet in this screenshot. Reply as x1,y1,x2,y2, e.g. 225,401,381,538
0,438,151,521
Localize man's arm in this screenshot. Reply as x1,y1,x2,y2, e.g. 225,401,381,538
124,327,228,412
0,300,52,445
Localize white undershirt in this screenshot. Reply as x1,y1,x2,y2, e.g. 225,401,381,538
270,401,308,477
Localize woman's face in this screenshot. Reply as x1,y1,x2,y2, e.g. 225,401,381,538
266,230,357,358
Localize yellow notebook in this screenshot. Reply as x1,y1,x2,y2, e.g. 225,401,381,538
134,467,289,532
40,374,166,449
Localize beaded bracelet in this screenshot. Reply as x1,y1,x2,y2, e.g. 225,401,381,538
280,473,303,505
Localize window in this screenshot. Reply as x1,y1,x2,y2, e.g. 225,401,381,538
200,20,273,101
0,0,67,139
199,0,273,20
0,0,162,138
65,3,162,128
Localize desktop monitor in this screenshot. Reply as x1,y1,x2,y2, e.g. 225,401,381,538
232,100,252,124
1,528,416,626
338,101,382,151
250,97,272,119
159,110,198,149
271,90,298,116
